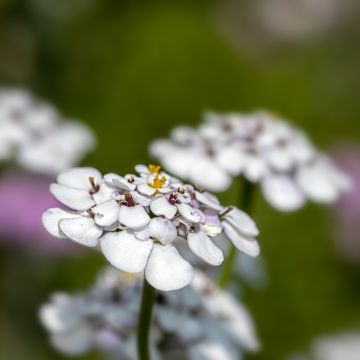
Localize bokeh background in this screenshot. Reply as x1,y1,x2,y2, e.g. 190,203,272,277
1,0,360,359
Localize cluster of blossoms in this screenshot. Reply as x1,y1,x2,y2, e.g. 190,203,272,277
42,164,260,291
0,88,95,174
40,267,259,360
151,111,350,211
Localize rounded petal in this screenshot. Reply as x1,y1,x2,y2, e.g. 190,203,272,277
296,162,339,203
223,223,260,257
100,231,153,273
50,183,95,211
92,199,120,227
149,217,177,245
59,217,102,247
150,196,177,219
134,164,150,175
92,182,116,204
261,175,305,211
222,207,259,237
244,156,268,182
159,149,196,179
104,173,136,191
190,157,231,192
131,191,152,207
177,203,202,223
118,205,150,228
215,145,246,175
133,225,150,241
42,208,80,238
187,231,224,266
145,244,194,291
57,167,102,191
195,191,223,211
137,183,157,196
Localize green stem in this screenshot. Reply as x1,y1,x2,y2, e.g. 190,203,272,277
218,178,256,288
137,279,157,360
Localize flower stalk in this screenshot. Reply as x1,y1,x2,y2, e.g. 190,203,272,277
218,178,256,288
137,278,157,360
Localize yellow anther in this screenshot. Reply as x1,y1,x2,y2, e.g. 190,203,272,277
148,164,161,174
151,175,166,189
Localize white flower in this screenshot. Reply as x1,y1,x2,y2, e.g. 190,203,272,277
0,88,95,174
156,270,260,360
39,268,160,359
43,164,261,291
150,111,351,211
41,268,259,360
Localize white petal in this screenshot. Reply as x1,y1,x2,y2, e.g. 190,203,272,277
133,225,150,241
261,175,305,211
190,157,231,192
195,191,223,211
266,147,293,172
57,167,102,191
222,207,259,237
149,218,177,245
131,190,152,207
215,145,246,175
134,164,150,175
296,162,339,203
50,183,95,211
59,217,102,247
145,244,194,291
92,199,120,227
158,149,196,179
244,155,268,182
42,208,80,238
51,324,95,356
92,182,116,204
118,205,150,228
137,183,157,196
187,231,224,266
104,173,136,191
177,203,202,223
100,231,153,273
150,196,177,219
223,223,260,257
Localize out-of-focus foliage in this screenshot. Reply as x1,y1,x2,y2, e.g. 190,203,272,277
0,1,359,359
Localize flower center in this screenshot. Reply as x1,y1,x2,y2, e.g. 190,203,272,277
168,193,180,205
122,192,136,207
148,164,161,174
151,175,166,189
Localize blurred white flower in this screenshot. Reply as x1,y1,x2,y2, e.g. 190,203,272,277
289,331,360,360
42,164,260,291
40,268,259,360
0,88,95,174
151,111,351,211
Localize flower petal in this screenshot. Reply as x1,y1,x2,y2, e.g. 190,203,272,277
145,244,194,291
118,205,150,228
50,183,95,211
223,223,260,257
100,231,153,273
137,183,157,196
222,207,259,237
215,145,246,175
190,157,231,192
187,231,224,266
57,167,102,191
42,208,80,238
195,191,223,211
261,175,305,211
150,196,177,219
92,199,120,227
133,225,150,241
59,217,102,247
177,203,202,223
92,182,116,204
149,217,177,245
131,190,152,207
104,173,136,191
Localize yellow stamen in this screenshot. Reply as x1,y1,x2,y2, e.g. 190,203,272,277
151,175,166,189
148,164,161,174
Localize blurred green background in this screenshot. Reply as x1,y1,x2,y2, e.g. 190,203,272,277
0,0,360,359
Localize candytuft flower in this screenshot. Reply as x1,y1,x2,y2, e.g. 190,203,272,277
42,164,260,291
40,267,259,360
0,88,95,174
150,111,351,211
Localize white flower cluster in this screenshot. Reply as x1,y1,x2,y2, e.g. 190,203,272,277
151,111,351,211
42,165,260,291
0,88,95,174
40,267,259,360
